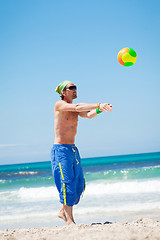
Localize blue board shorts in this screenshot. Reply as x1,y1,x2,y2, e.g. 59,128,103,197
51,144,85,206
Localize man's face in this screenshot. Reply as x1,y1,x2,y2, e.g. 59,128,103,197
64,83,77,99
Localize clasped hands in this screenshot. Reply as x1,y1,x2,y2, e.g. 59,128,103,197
99,103,113,112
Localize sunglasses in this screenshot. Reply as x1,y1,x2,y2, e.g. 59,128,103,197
66,86,77,90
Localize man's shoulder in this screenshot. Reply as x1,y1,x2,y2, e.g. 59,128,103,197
55,100,65,107
55,100,61,105
54,99,81,114
54,100,69,112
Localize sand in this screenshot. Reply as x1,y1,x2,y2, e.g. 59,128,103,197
0,218,159,240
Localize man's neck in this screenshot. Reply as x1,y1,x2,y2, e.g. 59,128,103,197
63,98,73,104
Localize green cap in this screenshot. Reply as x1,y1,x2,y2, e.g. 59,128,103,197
55,81,71,95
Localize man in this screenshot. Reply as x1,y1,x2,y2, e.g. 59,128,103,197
51,80,113,225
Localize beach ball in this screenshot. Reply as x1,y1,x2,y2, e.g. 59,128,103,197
117,47,137,67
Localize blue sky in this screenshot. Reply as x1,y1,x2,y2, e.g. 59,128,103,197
0,0,160,165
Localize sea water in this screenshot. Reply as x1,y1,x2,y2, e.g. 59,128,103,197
0,152,160,230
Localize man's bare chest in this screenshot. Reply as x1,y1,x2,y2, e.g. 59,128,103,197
63,112,78,122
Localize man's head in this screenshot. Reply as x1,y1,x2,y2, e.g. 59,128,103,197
55,81,77,100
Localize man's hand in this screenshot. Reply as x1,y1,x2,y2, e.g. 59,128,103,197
99,103,113,112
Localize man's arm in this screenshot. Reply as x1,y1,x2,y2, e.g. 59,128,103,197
79,103,113,119
55,101,98,112
79,110,99,119
55,101,112,113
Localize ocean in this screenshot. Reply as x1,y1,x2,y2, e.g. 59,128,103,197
0,152,160,230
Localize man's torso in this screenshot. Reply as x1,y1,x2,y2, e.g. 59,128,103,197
54,106,79,144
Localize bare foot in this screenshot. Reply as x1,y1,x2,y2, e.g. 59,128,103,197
58,210,67,223
67,221,76,226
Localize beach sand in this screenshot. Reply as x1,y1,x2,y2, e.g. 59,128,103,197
0,218,159,240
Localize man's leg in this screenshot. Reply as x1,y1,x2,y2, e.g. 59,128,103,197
58,204,67,222
58,204,75,225
64,204,75,225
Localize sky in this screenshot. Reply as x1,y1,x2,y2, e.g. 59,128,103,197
0,0,160,165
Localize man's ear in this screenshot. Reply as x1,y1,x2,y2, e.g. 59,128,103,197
62,90,66,97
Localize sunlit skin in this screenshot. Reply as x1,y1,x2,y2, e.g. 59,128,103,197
54,82,113,225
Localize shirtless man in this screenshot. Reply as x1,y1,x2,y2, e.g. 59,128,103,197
51,81,113,225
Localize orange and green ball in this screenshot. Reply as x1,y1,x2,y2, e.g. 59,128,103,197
117,47,137,67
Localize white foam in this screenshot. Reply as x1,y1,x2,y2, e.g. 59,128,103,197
0,186,59,202
0,210,58,221
0,180,6,183
84,179,160,196
18,171,38,175
142,165,160,169
75,202,160,216
1,202,160,222
7,171,38,176
1,179,160,203
18,186,59,201
1,180,160,224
